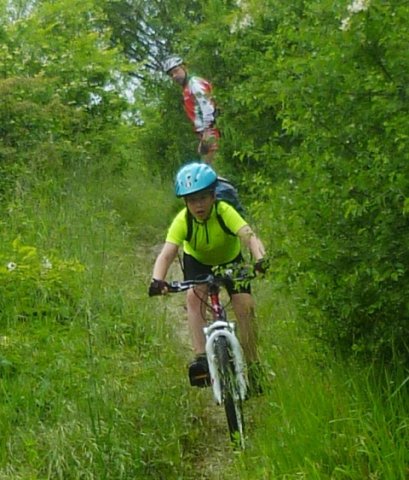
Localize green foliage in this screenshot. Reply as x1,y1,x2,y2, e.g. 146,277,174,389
109,165,179,242
265,0,409,360
0,237,84,322
157,0,409,361
101,0,205,74
131,81,198,174
0,0,137,200
0,76,84,176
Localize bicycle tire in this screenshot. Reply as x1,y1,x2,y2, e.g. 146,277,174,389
214,335,245,448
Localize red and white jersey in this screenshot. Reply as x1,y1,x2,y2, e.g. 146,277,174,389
183,75,217,133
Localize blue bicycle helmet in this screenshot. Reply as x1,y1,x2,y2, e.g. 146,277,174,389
175,162,217,198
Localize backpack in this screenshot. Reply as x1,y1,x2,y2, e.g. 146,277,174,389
215,177,245,216
185,176,245,242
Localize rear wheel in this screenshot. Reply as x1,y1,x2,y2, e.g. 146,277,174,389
214,336,245,448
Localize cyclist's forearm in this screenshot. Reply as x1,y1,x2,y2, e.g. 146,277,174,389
152,242,179,280
152,255,173,279
248,236,265,261
237,226,265,261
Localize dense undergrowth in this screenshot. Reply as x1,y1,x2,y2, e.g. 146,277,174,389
0,165,407,479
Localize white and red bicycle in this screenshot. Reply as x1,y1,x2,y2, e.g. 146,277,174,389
167,267,255,449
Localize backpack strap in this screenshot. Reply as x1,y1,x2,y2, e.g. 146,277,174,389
185,209,194,243
215,201,235,236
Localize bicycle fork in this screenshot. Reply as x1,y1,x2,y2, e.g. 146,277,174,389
204,321,248,405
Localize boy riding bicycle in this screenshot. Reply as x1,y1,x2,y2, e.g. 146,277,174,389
149,162,267,392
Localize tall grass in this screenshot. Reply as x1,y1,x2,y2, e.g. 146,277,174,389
226,288,409,479
0,164,202,479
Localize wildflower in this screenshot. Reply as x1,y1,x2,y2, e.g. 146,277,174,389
230,13,253,33
340,17,351,31
348,0,370,14
340,0,370,31
42,257,52,270
7,262,17,271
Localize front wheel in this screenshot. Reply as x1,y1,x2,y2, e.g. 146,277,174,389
214,335,245,448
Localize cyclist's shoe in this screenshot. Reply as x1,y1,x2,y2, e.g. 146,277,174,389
188,354,211,388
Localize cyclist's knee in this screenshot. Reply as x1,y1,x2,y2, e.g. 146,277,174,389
186,288,202,310
232,292,254,306
232,293,255,317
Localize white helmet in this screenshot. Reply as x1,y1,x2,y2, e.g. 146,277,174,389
162,55,183,73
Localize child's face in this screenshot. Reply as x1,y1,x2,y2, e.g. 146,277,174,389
185,191,215,221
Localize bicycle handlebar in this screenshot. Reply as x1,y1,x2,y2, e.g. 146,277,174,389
167,266,255,294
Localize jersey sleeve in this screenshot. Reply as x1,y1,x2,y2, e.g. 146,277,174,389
217,201,248,234
165,208,188,246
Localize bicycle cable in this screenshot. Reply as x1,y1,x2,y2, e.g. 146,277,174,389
192,285,231,322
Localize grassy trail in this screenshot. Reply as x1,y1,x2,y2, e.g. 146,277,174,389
0,167,408,479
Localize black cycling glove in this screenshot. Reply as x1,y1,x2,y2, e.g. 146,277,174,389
148,278,169,297
254,258,269,275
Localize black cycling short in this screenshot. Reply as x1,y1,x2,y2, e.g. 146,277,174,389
183,253,251,296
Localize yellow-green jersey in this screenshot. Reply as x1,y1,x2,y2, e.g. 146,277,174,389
166,201,247,266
